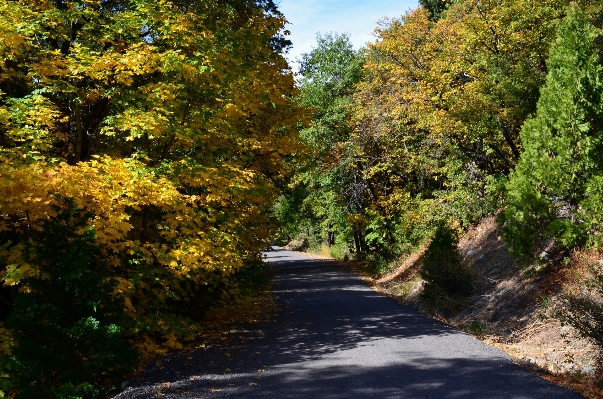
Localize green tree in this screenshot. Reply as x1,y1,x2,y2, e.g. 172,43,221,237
504,4,603,256
420,224,473,301
419,0,451,21
281,33,365,253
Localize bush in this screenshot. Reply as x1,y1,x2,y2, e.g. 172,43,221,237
420,224,473,303
0,207,138,399
358,252,394,278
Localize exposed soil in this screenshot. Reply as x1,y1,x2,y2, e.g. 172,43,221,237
371,216,602,399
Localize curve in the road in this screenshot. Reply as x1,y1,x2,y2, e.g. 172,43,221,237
114,247,581,399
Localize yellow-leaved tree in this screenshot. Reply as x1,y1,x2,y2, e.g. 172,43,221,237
348,0,597,245
0,0,301,397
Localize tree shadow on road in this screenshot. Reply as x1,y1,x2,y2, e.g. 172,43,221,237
114,254,579,399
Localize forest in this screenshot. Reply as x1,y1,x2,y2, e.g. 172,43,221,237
279,0,603,390
0,0,603,397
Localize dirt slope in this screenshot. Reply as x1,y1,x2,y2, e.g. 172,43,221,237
374,217,602,398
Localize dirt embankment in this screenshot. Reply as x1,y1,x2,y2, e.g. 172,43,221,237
373,217,602,399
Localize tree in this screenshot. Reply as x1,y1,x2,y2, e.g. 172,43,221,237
504,4,603,256
0,0,301,394
419,0,451,21
281,33,365,253
346,1,585,252
420,224,473,305
350,8,475,250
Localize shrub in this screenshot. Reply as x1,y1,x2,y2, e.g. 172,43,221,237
467,320,484,336
0,207,138,399
420,224,473,302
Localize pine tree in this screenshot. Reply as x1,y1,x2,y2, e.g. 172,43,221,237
504,4,603,256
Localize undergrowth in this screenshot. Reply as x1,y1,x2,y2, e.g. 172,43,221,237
420,224,474,314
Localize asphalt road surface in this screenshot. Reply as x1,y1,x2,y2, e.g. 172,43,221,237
114,247,581,399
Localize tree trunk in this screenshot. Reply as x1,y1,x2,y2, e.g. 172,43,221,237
327,224,335,246
353,231,362,254
74,101,83,162
140,206,149,242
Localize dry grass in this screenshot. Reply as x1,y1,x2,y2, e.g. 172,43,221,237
374,216,603,398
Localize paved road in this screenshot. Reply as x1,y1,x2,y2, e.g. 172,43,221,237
115,247,581,398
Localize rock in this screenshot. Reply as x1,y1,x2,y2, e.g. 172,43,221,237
285,239,308,252
121,381,132,392
559,325,573,337
581,365,594,375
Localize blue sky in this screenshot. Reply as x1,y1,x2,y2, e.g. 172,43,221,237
277,0,420,71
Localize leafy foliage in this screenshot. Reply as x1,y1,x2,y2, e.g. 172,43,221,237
0,0,301,395
278,33,363,254
504,4,603,256
279,1,603,274
0,205,137,399
419,0,450,21
420,224,473,301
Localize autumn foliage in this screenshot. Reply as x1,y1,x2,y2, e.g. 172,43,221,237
3,0,603,395
284,0,603,264
0,0,300,396
279,0,603,376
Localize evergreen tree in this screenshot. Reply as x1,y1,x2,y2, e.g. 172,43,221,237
420,224,473,299
504,4,603,256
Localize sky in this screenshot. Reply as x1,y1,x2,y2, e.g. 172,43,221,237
277,0,420,71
